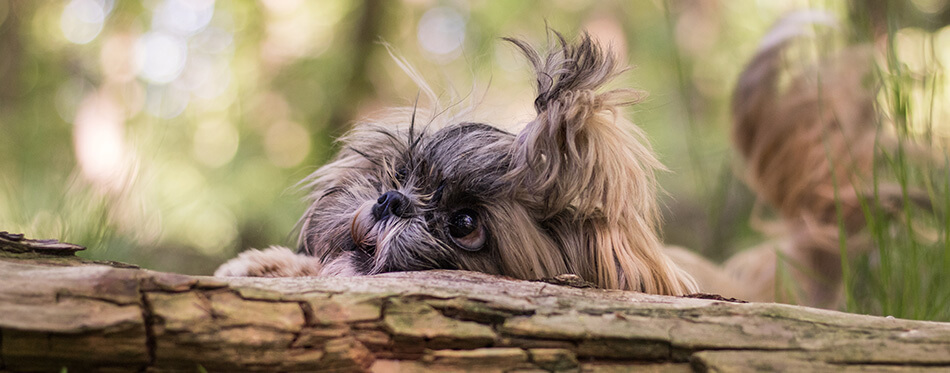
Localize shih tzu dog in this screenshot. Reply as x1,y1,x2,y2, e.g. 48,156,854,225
218,31,697,296
216,17,891,307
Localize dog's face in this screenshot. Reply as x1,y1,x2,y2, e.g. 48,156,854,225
297,33,698,296
300,121,517,276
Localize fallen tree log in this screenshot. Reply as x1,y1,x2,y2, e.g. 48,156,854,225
1,234,949,372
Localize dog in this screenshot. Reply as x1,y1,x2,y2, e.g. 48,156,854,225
675,12,882,307
215,17,890,307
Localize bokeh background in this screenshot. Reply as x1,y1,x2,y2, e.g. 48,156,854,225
1,0,948,319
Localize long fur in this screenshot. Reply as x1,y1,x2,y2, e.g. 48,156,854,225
214,21,902,308
215,32,698,296
504,33,695,294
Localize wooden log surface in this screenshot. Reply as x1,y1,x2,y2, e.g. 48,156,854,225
1,234,949,372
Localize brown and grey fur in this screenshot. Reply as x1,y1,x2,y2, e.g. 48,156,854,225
217,31,697,295
216,18,902,306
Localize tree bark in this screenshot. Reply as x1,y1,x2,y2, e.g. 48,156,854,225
1,234,949,372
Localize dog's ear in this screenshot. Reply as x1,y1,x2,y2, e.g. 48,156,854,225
505,32,697,295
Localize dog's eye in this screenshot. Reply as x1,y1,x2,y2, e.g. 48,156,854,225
447,209,486,251
394,166,408,181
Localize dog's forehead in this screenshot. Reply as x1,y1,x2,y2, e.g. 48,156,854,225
416,122,514,189
423,122,511,155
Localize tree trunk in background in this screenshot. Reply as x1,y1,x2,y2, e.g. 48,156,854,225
1,235,949,372
0,0,24,106
325,0,385,137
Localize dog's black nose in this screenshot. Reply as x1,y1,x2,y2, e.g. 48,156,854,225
372,191,410,220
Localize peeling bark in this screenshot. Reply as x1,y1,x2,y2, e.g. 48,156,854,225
0,241,948,372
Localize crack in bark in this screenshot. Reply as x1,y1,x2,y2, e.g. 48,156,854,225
137,288,157,373
428,299,533,325
826,360,950,367
292,300,317,348
193,291,218,320
750,309,913,331
298,300,316,327
54,291,140,306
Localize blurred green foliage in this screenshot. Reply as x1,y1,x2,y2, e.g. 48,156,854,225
0,0,947,320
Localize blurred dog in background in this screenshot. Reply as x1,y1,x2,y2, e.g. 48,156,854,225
671,12,883,307
216,14,901,308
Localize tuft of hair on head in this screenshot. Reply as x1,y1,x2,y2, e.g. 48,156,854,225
504,31,698,295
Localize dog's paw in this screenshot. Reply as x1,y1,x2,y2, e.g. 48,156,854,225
214,246,323,277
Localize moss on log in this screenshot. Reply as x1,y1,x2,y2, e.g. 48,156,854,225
0,235,948,372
